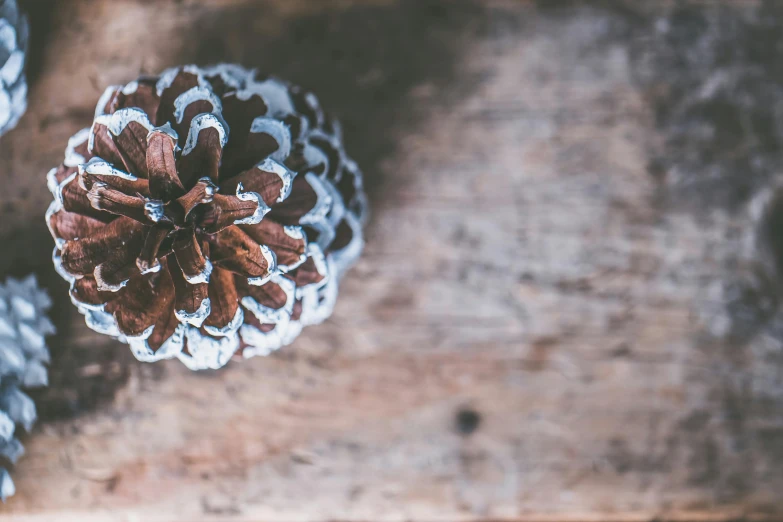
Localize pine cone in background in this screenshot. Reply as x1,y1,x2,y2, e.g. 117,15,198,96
47,64,367,371
0,0,27,136
0,276,53,501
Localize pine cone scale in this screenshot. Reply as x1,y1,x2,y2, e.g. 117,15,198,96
243,278,290,310
221,94,267,143
240,220,307,271
80,158,152,198
208,225,274,280
220,162,291,209
87,183,152,224
111,120,152,178
172,229,210,282
104,268,174,337
46,206,105,245
70,277,105,307
204,267,240,333
60,175,104,219
266,175,321,225
137,226,169,274
147,308,179,352
286,256,327,288
146,127,184,201
156,69,202,122
201,193,258,233
119,80,160,123
94,243,144,291
177,122,224,187
60,217,144,276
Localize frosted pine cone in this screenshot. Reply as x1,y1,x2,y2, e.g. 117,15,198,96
0,275,53,501
47,64,367,370
0,0,27,136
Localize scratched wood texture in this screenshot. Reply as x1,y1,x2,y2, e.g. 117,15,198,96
1,0,783,520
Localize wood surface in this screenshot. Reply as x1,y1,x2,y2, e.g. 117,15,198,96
1,0,782,520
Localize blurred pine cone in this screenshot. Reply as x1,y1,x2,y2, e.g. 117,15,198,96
0,275,53,501
0,0,27,136
47,64,367,370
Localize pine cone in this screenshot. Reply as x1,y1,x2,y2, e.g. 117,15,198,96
0,0,28,136
0,275,53,501
47,64,367,370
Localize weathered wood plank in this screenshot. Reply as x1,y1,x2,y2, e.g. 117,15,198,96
1,0,782,520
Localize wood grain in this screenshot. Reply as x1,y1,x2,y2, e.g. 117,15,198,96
1,0,782,520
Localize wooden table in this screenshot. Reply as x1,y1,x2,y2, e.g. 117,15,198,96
1,0,782,520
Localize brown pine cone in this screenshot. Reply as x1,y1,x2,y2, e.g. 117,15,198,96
46,64,367,370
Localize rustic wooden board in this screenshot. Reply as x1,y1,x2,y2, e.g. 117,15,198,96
1,0,783,520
